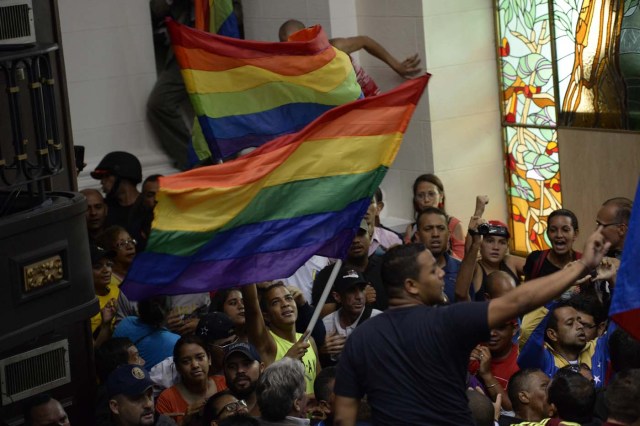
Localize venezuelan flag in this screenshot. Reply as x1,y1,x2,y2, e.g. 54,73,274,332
609,180,640,340
167,19,363,162
121,76,429,300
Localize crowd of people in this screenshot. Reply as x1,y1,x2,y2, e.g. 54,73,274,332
19,146,637,426
17,9,638,425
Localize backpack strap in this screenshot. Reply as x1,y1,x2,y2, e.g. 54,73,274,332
531,250,550,279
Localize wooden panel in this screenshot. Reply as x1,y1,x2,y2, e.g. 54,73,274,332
558,127,640,250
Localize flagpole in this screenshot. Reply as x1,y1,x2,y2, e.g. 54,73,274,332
304,259,343,341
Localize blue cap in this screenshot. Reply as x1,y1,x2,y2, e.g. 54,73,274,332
106,364,154,398
224,342,261,364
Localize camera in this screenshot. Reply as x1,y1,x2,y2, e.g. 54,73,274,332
476,223,509,237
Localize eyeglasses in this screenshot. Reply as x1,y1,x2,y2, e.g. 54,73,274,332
216,399,247,418
115,238,137,250
595,220,622,228
415,191,439,200
578,321,597,330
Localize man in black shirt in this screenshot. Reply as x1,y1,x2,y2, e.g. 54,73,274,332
334,228,608,425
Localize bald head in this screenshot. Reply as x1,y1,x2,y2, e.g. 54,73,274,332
485,270,516,300
278,19,305,42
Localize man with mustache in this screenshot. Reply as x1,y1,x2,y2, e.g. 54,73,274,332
518,299,610,388
223,342,265,416
106,364,176,425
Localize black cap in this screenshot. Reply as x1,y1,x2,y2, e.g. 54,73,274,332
90,243,115,264
333,268,368,294
196,312,235,342
91,151,142,184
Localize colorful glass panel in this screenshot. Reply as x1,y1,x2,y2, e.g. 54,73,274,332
497,0,557,127
504,126,561,254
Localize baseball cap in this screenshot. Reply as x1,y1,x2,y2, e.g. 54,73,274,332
333,268,368,294
488,220,510,238
90,243,115,264
196,312,235,343
91,151,142,184
224,342,262,364
106,364,154,398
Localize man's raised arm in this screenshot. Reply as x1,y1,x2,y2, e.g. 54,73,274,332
488,228,609,329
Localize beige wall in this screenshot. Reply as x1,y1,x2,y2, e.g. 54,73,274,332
421,0,507,229
61,0,508,227
558,127,640,249
58,0,175,190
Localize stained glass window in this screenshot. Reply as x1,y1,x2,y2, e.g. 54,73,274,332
497,0,561,254
496,0,640,254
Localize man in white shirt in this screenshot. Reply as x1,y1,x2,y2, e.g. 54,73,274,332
321,268,382,366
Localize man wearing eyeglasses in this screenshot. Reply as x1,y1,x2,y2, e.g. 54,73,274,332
202,390,250,426
596,197,632,259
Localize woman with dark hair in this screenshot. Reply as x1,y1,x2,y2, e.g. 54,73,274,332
524,209,581,282
210,288,247,341
470,220,524,301
404,174,466,259
157,335,226,425
113,295,180,369
96,225,137,285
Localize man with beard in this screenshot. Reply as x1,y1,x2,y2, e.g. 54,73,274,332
414,207,461,303
518,299,609,388
312,220,386,316
224,342,265,416
106,364,176,425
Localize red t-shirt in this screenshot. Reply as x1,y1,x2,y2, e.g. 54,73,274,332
490,344,520,389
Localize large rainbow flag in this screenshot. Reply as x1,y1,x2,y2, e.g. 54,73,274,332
167,19,363,163
609,180,640,340
121,76,429,300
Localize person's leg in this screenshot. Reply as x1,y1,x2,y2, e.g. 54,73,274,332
147,59,192,170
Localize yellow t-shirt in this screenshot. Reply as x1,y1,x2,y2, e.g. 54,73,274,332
270,330,317,395
91,285,120,333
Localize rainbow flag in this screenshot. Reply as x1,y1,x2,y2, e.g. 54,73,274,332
167,19,363,163
121,76,429,300
609,180,640,340
194,0,240,37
